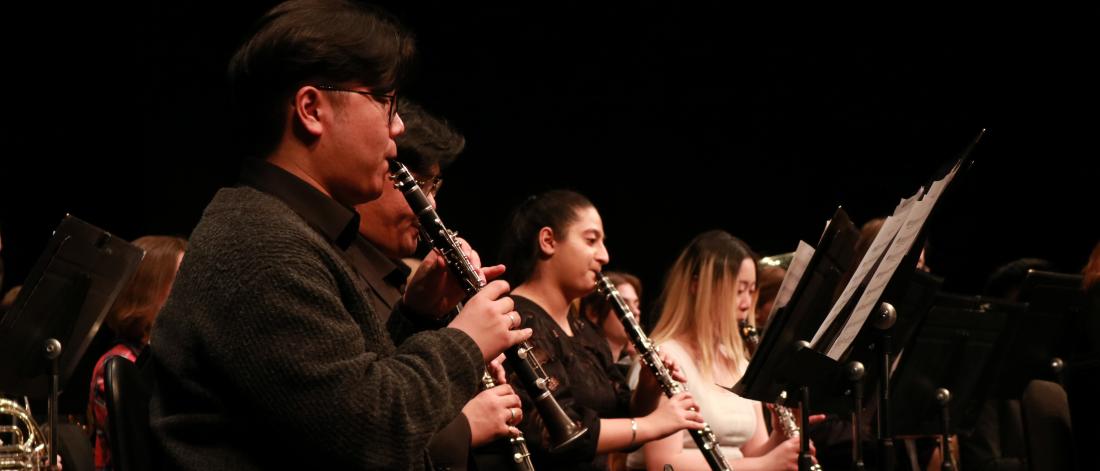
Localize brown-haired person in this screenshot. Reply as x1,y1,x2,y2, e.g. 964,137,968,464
1082,241,1100,297
149,2,528,470
577,271,644,383
1081,241,1100,357
498,190,704,471
576,270,645,471
88,235,186,471
1072,241,1100,471
754,262,786,331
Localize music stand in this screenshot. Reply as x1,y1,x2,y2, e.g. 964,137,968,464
889,293,1023,467
995,270,1086,394
782,239,938,471
0,215,143,469
807,132,980,471
731,207,860,471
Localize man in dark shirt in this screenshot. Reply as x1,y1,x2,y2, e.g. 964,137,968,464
149,2,530,470
349,98,524,470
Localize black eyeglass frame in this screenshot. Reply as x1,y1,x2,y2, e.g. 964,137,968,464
414,175,443,197
314,84,399,124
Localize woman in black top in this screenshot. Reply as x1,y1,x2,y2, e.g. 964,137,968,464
498,189,704,470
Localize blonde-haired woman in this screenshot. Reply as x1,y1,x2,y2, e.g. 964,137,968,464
630,230,813,471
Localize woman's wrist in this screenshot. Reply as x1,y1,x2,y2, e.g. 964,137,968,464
633,416,653,443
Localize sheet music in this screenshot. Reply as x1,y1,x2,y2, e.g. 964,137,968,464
824,163,962,359
809,190,921,348
770,240,815,316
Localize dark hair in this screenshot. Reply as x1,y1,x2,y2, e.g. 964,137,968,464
107,236,188,343
854,217,886,263
0,224,5,291
983,257,1054,300
228,0,415,157
498,190,594,287
396,98,465,175
579,271,642,326
755,264,785,313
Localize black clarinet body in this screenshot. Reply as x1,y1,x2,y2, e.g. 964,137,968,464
389,161,586,456
595,273,732,471
479,370,537,470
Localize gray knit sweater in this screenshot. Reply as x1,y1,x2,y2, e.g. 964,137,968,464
150,186,483,470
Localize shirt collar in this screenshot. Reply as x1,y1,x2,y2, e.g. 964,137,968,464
239,159,359,250
353,236,412,293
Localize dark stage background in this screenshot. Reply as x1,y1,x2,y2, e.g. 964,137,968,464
2,3,1097,312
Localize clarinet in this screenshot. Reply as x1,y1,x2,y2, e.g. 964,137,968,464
389,160,587,454
739,321,824,471
479,371,536,470
595,273,732,471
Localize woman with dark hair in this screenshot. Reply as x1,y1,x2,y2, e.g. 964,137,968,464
88,235,186,471
630,230,814,471
499,190,704,471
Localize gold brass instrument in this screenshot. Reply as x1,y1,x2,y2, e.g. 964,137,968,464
595,273,732,471
389,160,585,453
759,252,795,269
0,397,47,470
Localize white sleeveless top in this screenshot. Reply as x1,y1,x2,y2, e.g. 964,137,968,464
626,339,758,468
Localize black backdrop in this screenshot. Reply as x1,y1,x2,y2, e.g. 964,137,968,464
2,2,1097,311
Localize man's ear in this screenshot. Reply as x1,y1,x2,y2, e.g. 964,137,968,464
293,86,326,137
537,226,556,256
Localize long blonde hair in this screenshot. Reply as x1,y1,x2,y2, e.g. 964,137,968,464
650,230,757,381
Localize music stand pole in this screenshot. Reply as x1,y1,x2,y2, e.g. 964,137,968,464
799,385,814,471
45,338,61,471
934,388,953,471
847,361,866,471
874,302,897,471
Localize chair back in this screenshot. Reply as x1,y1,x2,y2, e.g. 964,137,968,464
104,355,153,471
1020,379,1074,471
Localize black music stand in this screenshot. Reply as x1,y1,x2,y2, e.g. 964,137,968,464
731,207,859,471
803,267,942,471
808,131,981,471
0,215,143,469
889,294,1022,470
996,270,1087,393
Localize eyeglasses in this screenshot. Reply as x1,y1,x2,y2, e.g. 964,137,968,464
414,175,443,197
314,84,399,125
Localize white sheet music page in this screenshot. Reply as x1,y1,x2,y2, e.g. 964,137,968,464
810,190,921,349
771,240,815,317
825,163,962,359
